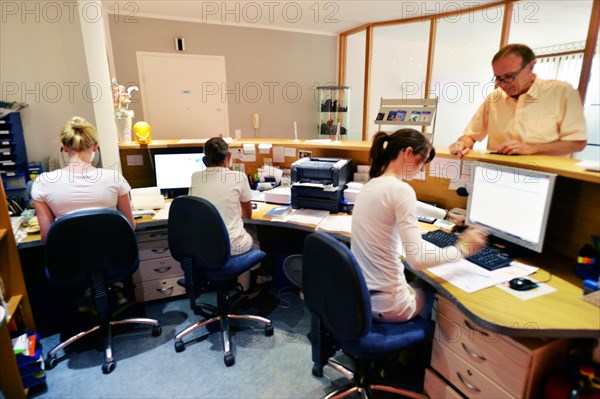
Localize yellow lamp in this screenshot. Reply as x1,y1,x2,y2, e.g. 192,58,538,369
133,121,152,144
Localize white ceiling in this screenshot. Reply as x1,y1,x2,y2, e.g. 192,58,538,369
104,0,501,35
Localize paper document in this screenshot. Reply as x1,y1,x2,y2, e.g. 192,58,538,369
152,202,171,220
317,215,352,234
292,182,337,191
428,260,539,293
285,209,329,226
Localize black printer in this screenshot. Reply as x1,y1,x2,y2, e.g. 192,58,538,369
290,157,352,212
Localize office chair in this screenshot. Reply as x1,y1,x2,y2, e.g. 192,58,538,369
302,232,433,399
168,196,273,367
43,209,161,374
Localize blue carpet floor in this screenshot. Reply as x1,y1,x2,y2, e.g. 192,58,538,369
31,287,349,399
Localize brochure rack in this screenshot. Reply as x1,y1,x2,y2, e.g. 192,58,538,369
374,97,438,141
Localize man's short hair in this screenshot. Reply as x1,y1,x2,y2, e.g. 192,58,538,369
492,44,536,66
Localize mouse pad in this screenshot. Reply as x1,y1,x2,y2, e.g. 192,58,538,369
496,278,557,300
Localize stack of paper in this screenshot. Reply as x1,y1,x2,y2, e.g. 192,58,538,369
264,186,291,204
130,187,166,210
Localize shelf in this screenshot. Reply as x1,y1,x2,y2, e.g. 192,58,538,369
6,295,23,323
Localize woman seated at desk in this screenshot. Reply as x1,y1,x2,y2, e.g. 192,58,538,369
31,116,135,241
351,129,486,323
30,116,136,310
188,137,266,295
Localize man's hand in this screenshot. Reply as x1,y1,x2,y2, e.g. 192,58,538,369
449,137,473,157
495,140,537,155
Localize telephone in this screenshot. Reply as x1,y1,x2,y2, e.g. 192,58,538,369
252,113,260,129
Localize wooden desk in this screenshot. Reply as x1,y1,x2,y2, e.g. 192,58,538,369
19,200,600,338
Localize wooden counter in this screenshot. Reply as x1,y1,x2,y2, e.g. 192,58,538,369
119,138,599,260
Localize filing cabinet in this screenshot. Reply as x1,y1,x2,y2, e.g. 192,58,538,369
427,295,571,399
0,112,29,204
133,226,185,302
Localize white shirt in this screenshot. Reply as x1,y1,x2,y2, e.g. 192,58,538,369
189,167,253,255
351,175,461,294
31,168,131,218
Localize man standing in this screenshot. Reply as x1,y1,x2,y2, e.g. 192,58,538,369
449,44,587,157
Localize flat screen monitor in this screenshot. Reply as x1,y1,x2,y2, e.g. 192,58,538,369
466,164,556,254
153,153,206,193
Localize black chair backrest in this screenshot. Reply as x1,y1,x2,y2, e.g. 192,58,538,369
45,209,139,285
168,196,230,269
302,232,372,342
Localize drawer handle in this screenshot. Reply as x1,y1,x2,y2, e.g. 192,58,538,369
151,248,169,254
157,286,174,293
464,320,489,336
149,232,168,238
457,371,481,393
461,342,487,361
154,266,172,273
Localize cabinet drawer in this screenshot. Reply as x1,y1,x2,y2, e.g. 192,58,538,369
136,229,168,243
432,340,514,399
134,276,186,302
435,313,528,397
436,296,531,368
133,257,181,283
424,368,463,399
138,240,171,261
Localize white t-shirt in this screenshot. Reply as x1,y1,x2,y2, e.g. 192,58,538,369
31,167,131,218
351,175,461,294
188,167,253,255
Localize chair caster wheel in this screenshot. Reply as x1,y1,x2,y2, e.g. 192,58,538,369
265,324,274,336
152,325,162,336
102,361,116,374
45,356,58,370
312,365,324,377
174,340,186,353
224,354,235,367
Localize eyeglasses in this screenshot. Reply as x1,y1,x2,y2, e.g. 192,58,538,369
492,62,529,84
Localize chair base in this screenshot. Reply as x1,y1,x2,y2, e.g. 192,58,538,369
174,313,273,367
324,358,427,399
45,317,161,374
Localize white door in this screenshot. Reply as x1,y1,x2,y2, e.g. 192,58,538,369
137,52,229,139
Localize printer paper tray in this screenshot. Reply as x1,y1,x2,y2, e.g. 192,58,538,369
292,186,341,201
291,197,340,213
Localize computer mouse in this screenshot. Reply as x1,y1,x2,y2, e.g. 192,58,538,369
509,278,538,291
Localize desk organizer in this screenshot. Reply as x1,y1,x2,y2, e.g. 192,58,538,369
14,331,46,389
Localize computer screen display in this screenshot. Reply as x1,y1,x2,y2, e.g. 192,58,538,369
466,164,556,253
153,153,206,191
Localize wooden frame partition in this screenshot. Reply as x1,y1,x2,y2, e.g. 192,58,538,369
339,0,599,140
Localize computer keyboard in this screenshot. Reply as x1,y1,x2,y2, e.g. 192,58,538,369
421,229,458,248
422,229,512,271
465,246,512,271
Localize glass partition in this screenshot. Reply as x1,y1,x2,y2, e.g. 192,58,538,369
368,22,430,140
430,6,504,149
577,46,599,162
510,1,593,89
344,31,366,141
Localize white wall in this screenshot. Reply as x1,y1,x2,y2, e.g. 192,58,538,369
108,16,338,140
0,2,96,165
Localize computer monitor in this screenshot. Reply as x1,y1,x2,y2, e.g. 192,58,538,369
466,164,556,254
153,152,206,196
